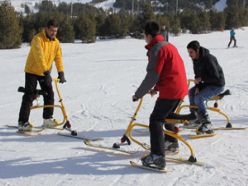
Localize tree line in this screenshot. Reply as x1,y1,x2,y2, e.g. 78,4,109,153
1,0,248,49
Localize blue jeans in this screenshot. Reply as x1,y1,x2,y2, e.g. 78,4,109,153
189,85,225,115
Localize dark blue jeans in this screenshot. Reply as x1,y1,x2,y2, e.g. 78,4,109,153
189,85,225,115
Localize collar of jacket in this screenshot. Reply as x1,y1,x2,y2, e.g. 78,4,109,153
42,30,55,41
145,34,165,50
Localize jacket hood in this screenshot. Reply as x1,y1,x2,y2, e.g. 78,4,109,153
199,47,210,58
145,34,165,50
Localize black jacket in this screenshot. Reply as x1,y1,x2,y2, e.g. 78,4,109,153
193,47,225,88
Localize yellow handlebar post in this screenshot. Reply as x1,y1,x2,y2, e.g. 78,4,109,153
119,95,197,162
53,78,68,122
124,97,143,136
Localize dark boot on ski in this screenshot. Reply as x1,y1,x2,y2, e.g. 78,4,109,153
184,110,200,128
164,140,179,155
196,114,214,135
18,121,33,132
141,153,166,170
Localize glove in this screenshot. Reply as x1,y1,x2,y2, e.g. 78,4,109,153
43,71,52,86
58,71,66,83
132,95,139,102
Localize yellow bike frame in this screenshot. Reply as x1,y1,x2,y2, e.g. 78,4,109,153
176,79,232,128
30,78,68,126
120,96,197,163
25,78,75,134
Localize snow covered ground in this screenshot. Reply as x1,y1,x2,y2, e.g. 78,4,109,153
0,28,248,186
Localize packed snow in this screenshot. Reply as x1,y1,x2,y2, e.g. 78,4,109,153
0,28,248,186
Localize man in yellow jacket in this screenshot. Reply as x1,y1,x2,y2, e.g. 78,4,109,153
18,19,66,131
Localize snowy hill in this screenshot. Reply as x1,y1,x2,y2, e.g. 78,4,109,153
214,0,227,12
0,28,248,185
8,0,114,12
7,0,228,12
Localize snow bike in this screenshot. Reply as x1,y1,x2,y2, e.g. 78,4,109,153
176,79,244,130
113,95,200,164
17,78,77,136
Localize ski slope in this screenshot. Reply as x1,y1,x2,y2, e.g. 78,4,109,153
0,28,248,186
214,0,227,11
9,0,113,12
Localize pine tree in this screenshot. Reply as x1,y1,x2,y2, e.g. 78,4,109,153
37,0,56,13
210,11,225,31
21,15,36,43
190,13,202,34
0,3,22,49
180,10,194,33
139,3,155,26
75,15,96,43
198,11,211,33
57,17,75,43
99,14,123,38
169,15,181,35
225,1,241,28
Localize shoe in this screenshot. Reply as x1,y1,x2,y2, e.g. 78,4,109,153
196,123,214,135
141,153,166,169
198,113,211,124
196,114,214,134
188,111,198,121
184,118,201,128
165,141,179,155
18,121,33,132
42,118,59,128
184,109,200,127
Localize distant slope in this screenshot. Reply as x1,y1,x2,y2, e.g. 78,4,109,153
214,0,227,11
8,0,227,12
9,0,113,12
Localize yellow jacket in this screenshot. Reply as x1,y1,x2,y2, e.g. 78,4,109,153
25,30,64,76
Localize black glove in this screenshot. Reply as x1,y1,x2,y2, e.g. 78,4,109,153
132,95,139,102
43,71,52,86
58,71,66,83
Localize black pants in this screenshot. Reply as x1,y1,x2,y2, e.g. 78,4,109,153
149,99,180,156
18,73,54,123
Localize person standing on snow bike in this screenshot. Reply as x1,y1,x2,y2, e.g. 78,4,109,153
187,40,225,135
18,19,66,132
132,21,189,170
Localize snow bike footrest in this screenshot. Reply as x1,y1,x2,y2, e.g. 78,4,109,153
18,86,48,97
62,120,77,136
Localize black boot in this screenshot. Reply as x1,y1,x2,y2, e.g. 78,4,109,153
185,109,200,127
164,140,179,155
141,153,166,169
196,114,214,134
164,125,179,155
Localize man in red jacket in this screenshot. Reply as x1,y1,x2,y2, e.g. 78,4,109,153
132,21,188,169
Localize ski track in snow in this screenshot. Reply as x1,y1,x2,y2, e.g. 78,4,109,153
1,29,248,186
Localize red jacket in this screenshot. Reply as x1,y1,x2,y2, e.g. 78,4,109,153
135,35,188,99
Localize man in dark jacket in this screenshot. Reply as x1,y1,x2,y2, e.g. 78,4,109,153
187,40,225,134
132,21,188,169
